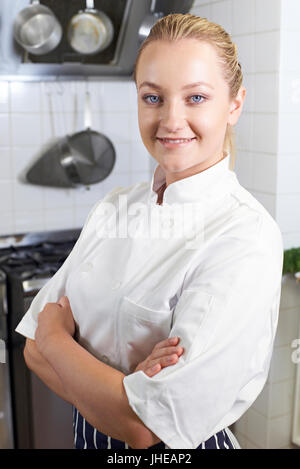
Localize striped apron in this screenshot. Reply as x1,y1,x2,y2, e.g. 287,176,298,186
73,407,239,449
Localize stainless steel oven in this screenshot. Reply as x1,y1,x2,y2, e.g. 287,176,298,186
0,228,80,449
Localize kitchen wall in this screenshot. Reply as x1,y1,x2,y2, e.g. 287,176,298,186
0,78,150,235
0,0,299,450
191,0,300,449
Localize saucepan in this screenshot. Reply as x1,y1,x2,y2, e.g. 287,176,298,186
68,0,114,55
13,0,62,55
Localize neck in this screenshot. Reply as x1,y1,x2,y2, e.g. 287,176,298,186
164,153,226,189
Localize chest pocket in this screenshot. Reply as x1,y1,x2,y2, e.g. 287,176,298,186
119,296,173,374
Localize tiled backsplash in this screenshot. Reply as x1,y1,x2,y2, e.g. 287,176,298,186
191,0,300,449
0,79,151,235
0,0,299,449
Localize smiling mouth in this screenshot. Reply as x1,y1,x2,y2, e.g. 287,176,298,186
156,137,197,148
157,137,196,143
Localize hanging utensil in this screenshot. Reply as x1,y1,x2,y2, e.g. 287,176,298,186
25,82,78,188
13,0,62,56
26,83,116,188
60,87,116,186
68,0,114,56
138,0,164,43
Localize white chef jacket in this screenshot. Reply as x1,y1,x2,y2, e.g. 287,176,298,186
16,152,283,449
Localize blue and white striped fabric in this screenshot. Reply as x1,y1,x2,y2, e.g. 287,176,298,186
73,407,237,449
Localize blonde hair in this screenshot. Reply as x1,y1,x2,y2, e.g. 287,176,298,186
132,13,243,171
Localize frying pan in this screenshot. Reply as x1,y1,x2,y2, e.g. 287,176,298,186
59,90,116,186
26,87,116,188
68,0,114,55
13,0,62,56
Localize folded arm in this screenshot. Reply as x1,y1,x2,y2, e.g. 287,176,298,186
24,298,161,449
24,338,71,403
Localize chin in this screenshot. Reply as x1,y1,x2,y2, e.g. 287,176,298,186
163,163,190,174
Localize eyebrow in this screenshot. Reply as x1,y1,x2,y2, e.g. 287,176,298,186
138,81,215,91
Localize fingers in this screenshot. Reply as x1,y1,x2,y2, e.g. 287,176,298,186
145,353,179,377
143,337,184,378
154,336,179,351
151,345,184,361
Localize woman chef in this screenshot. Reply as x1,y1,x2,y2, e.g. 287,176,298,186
16,14,283,449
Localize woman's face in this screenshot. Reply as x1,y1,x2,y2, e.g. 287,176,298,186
135,39,245,183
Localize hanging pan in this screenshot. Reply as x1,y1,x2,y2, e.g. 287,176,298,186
13,0,62,55
59,89,116,186
26,87,116,188
68,0,114,55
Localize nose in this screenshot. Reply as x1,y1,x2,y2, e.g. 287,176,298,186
159,101,186,134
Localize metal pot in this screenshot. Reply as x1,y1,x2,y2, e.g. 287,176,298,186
138,0,164,43
13,0,62,56
68,0,114,56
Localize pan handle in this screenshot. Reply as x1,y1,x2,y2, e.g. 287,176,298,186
150,0,157,13
84,90,92,130
86,0,95,10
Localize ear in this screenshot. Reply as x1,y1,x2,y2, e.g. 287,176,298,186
227,86,246,126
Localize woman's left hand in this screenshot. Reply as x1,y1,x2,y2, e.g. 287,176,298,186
35,296,76,357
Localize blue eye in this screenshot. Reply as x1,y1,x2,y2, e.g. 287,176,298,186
191,95,204,103
143,95,160,104
142,94,206,105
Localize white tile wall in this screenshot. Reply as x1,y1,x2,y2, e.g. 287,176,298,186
191,0,300,450
277,155,300,194
0,114,10,147
280,0,300,32
255,0,281,32
279,71,300,113
10,82,41,113
255,32,281,73
0,147,11,180
277,194,300,232
211,0,232,34
235,35,255,74
252,114,278,154
278,113,300,155
280,31,300,72
252,153,277,193
0,79,152,235
0,0,298,449
254,73,279,113
0,82,9,113
232,0,255,35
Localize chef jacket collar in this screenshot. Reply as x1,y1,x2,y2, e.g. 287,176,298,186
148,151,232,205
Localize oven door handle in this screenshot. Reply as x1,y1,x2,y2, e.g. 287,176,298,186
22,278,50,296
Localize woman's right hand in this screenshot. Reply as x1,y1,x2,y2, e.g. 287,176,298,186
134,336,184,377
